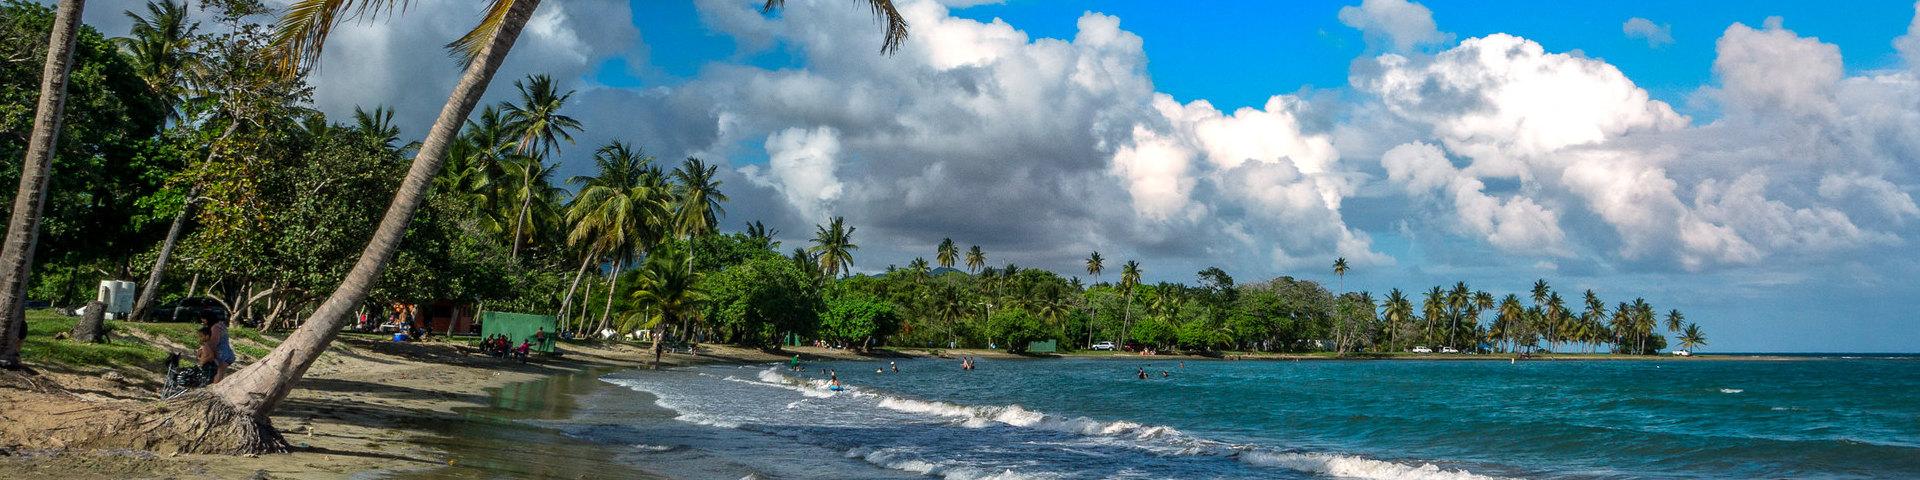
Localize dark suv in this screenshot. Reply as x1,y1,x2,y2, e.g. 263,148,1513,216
154,297,229,323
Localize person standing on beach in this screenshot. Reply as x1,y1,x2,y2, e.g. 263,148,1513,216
204,316,234,383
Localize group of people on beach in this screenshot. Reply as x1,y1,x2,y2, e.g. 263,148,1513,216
479,328,548,361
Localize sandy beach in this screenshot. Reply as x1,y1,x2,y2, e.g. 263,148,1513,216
0,328,892,480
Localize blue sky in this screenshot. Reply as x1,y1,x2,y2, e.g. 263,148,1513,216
68,0,1910,352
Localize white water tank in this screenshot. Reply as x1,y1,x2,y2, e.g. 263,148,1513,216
96,280,136,318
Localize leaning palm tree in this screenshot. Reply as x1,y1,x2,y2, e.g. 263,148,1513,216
809,216,857,278
502,74,582,262
965,245,986,274
1118,260,1141,347
936,237,958,270
166,0,907,454
0,0,89,366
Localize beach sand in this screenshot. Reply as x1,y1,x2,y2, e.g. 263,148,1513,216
0,335,893,479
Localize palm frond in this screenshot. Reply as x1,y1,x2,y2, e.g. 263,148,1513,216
765,0,908,54
447,0,517,63
271,0,412,74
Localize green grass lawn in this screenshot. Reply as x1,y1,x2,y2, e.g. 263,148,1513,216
18,310,168,373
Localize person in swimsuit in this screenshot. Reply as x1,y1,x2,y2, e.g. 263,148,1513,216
204,317,235,383
1137,367,1148,380
196,326,220,383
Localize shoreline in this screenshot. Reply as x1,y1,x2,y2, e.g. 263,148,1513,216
0,336,1863,479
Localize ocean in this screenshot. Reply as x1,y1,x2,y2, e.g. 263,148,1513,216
555,356,1919,479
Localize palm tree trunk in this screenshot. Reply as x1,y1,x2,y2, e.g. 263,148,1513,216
509,168,532,262
556,250,592,324
131,184,203,323
0,0,86,367
199,0,541,440
599,259,620,334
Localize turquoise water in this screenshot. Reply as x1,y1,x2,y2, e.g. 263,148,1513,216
588,357,1920,479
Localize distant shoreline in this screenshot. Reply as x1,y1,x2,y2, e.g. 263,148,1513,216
872,348,1856,362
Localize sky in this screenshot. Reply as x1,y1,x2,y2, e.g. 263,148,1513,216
61,0,1920,352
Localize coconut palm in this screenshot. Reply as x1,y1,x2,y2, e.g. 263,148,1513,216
1332,257,1349,293
965,245,986,274
502,74,582,261
745,221,778,249
1383,289,1411,351
0,0,90,366
936,238,957,270
1665,309,1685,333
1421,287,1445,347
809,216,857,278
1083,251,1104,347
1119,260,1141,347
1497,295,1525,354
627,247,706,365
559,141,663,332
671,157,727,241
1530,279,1551,308
117,0,202,121
1678,323,1707,352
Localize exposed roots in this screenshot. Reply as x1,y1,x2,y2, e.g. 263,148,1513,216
122,390,290,455
27,390,291,455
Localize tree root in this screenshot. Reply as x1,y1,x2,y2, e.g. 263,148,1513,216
34,390,291,455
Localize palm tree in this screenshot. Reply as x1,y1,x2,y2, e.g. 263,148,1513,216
117,0,201,122
1119,260,1141,347
0,0,89,366
1665,309,1685,334
671,157,727,241
934,286,967,348
559,141,662,331
745,221,778,249
502,74,582,262
1332,257,1349,293
1497,295,1525,355
1383,289,1411,351
1582,290,1606,353
1546,292,1567,352
1446,282,1469,349
809,216,857,278
1530,279,1551,308
965,245,986,274
1421,287,1446,347
1083,251,1104,347
936,238,958,270
1678,323,1706,352
627,248,706,366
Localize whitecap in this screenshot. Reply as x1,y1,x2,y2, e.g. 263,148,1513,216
1238,451,1512,480
1720,388,1744,394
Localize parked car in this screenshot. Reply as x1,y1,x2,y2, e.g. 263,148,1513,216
154,297,228,322
1411,346,1433,353
1440,347,1460,354
1671,350,1692,356
1091,341,1117,351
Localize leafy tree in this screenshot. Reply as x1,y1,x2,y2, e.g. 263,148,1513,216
700,252,819,348
989,307,1053,354
820,291,899,351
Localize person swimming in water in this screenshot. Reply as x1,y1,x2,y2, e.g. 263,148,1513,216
890,361,898,373
1137,367,1148,380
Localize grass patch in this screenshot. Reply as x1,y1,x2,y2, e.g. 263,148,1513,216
18,311,168,373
